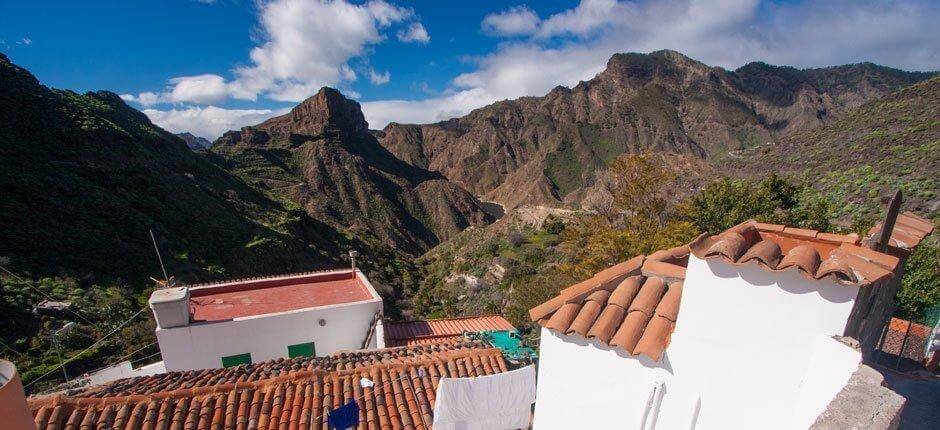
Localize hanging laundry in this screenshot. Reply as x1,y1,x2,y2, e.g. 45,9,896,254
433,365,536,430
328,400,359,430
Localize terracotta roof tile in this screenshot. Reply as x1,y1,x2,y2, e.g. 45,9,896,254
531,246,687,360
778,244,821,274
530,215,930,362
29,342,506,430
529,255,644,321
383,315,515,347
754,222,785,232
738,239,783,269
641,259,686,283
690,220,907,287
867,212,935,250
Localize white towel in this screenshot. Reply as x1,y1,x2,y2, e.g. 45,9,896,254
433,365,536,430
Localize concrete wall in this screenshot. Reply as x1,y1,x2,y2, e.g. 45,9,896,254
83,360,166,386
533,256,865,429
157,298,382,371
0,360,35,430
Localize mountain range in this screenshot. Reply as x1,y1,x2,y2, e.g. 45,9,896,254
0,50,935,287
377,50,933,210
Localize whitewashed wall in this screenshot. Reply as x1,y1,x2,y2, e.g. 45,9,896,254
533,256,864,429
157,298,382,371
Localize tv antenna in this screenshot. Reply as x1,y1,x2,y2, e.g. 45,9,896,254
150,229,170,285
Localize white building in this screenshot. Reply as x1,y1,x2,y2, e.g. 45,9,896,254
149,269,383,372
531,214,933,429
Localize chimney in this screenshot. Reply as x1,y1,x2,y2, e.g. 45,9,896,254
149,286,191,329
0,360,36,430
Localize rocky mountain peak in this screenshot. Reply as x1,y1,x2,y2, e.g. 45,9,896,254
283,87,368,137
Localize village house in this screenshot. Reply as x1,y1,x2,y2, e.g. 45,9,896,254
149,269,385,372
530,212,933,429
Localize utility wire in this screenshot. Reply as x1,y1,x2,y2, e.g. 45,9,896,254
24,307,147,389
39,341,160,395
0,337,26,357
0,264,96,325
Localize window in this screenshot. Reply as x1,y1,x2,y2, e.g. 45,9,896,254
288,342,316,358
221,353,252,368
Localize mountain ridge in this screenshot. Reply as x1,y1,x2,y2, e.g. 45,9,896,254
210,87,494,255
377,50,935,210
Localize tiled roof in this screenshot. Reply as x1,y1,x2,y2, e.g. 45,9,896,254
528,214,933,362
529,249,688,361
880,317,931,362
29,341,507,430
866,212,935,251
384,315,515,347
689,220,905,287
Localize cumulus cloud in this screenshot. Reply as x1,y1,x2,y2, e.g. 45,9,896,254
368,69,391,85
397,22,430,43
481,6,540,36
360,0,940,129
143,106,289,140
124,0,422,106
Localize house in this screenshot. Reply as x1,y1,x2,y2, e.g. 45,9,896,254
382,314,516,346
149,268,383,372
530,212,933,429
27,340,509,430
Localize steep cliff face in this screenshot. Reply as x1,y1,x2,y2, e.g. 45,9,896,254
379,50,933,210
212,88,492,254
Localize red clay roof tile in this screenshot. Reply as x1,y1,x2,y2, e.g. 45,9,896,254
689,219,909,287
778,244,822,274
29,342,505,430
383,315,515,347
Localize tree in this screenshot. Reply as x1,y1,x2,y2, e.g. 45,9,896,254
679,174,832,233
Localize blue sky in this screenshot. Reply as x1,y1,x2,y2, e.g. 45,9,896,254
2,0,938,139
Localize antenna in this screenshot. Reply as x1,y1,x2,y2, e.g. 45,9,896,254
150,229,169,284
349,250,359,272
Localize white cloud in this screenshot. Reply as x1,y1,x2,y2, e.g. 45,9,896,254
120,92,161,106
397,22,430,43
361,0,940,129
18,37,32,46
143,106,289,140
481,6,540,36
369,69,391,85
124,0,422,106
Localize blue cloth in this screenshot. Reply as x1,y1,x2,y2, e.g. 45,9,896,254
328,400,359,430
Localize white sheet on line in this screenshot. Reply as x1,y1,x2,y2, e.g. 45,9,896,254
432,365,536,430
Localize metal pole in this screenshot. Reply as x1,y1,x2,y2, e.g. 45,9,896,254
52,334,68,382
52,322,76,383
150,229,169,284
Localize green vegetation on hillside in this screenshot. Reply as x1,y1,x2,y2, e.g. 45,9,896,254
415,153,937,342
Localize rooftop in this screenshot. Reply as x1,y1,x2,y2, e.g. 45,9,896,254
185,270,378,322
29,341,507,430
529,213,933,361
688,220,904,287
530,251,687,361
384,315,516,347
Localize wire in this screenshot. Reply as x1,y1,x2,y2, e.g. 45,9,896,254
24,307,147,389
0,264,96,325
38,343,162,395
74,341,159,378
0,337,26,357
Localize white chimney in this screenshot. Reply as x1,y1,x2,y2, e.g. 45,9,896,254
149,286,191,329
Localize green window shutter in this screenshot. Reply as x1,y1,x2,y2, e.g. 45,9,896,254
288,342,316,358
221,353,252,368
